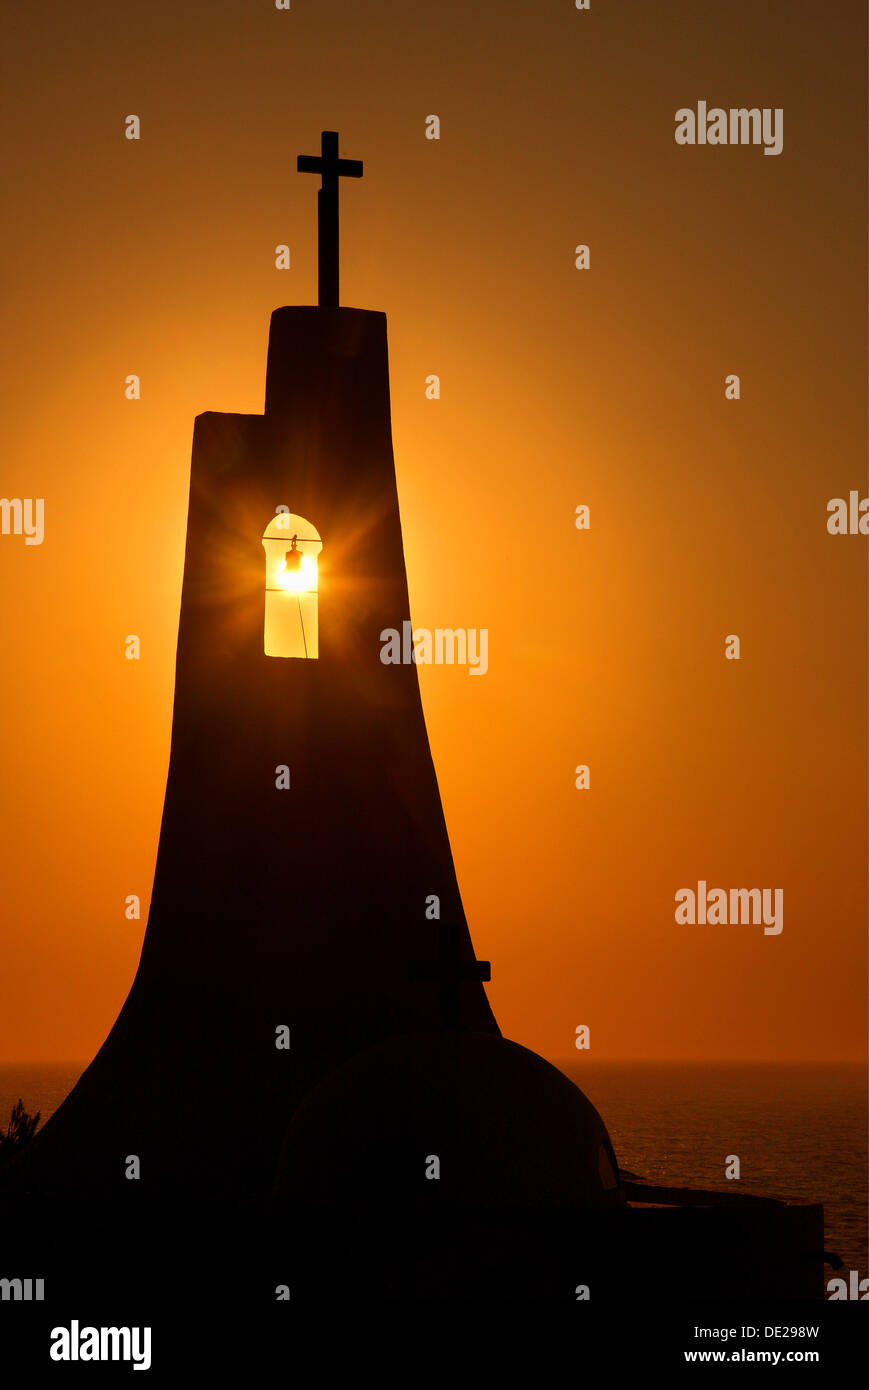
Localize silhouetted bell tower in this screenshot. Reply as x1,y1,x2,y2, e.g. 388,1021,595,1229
1,129,503,1198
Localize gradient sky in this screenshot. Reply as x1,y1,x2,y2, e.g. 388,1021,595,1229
1,0,866,1063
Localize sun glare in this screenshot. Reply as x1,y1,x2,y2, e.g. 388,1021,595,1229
276,553,317,592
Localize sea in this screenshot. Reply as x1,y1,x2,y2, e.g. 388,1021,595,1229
1,1060,866,1278
566,1060,868,1278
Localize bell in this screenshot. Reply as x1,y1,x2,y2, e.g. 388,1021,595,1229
284,535,303,571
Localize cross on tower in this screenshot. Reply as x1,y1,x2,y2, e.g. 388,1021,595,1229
411,921,492,1029
297,130,363,309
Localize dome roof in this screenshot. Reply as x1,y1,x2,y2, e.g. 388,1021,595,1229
274,1031,624,1208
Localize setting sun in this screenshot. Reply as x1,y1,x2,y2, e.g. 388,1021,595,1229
276,552,317,592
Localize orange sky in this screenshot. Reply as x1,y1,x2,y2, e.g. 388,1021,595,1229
1,0,866,1064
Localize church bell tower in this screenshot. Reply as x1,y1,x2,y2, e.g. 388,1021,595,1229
2,132,621,1215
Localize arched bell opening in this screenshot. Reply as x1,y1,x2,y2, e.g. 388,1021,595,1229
261,512,323,658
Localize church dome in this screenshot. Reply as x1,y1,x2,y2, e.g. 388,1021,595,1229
273,1031,624,1208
